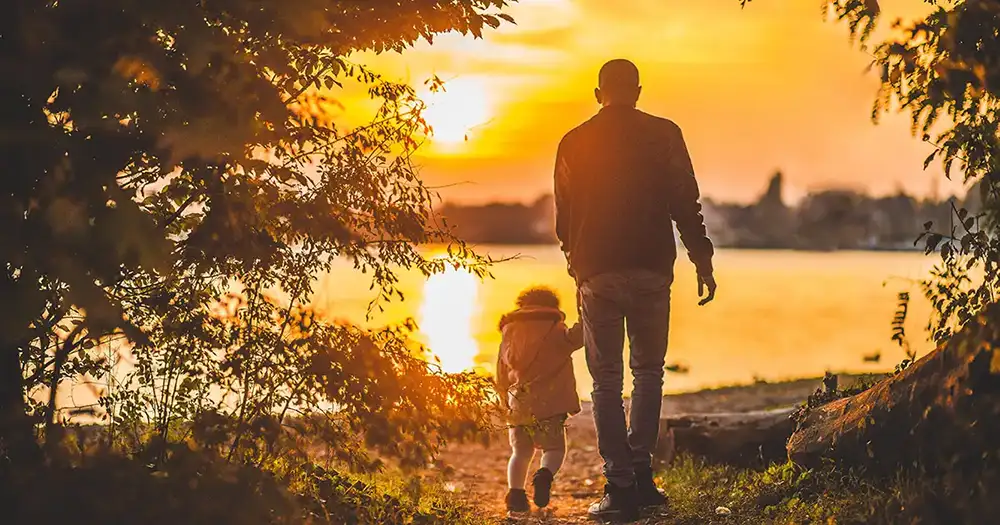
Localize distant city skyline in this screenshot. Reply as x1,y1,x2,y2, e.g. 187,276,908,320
435,169,969,208
344,0,968,205
435,171,976,250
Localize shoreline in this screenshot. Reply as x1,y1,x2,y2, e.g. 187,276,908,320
574,372,882,423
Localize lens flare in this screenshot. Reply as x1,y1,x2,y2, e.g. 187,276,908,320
419,265,480,373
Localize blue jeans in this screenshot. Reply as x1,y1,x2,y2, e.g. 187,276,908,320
580,269,671,487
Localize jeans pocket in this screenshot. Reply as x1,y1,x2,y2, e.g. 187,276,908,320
631,271,671,294
582,273,626,298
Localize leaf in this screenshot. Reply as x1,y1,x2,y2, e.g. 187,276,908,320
990,349,1000,375
924,233,943,254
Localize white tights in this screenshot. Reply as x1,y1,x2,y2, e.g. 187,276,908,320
507,418,567,490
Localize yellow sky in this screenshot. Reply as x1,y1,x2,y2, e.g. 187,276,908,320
347,0,965,205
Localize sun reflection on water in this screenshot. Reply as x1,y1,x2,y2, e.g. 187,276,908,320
419,265,480,373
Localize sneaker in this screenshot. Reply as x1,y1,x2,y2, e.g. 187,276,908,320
587,483,639,522
635,467,668,508
532,467,554,508
505,488,530,514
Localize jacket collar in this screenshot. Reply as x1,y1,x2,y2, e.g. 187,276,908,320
498,306,564,330
599,104,637,113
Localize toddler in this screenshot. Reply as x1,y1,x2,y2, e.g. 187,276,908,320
496,287,584,514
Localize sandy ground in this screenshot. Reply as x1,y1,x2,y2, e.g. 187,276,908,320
433,375,864,524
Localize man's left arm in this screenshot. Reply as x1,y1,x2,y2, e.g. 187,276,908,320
664,124,716,301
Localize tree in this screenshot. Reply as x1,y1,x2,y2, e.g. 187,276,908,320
0,0,512,466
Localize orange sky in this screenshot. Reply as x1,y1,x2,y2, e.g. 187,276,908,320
347,0,966,205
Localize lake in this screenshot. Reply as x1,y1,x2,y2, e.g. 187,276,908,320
313,246,936,398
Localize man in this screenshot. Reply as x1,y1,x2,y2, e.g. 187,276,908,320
554,59,717,521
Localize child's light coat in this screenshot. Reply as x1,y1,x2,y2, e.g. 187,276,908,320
496,306,584,425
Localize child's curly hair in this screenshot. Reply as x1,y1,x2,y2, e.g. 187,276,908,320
516,286,561,309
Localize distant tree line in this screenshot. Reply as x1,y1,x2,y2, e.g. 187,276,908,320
436,172,980,250
702,172,982,251
436,195,558,245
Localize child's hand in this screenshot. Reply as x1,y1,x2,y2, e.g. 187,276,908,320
567,323,584,350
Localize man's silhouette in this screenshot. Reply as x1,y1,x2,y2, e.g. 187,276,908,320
554,59,717,521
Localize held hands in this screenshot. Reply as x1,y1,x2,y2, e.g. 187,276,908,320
697,273,717,306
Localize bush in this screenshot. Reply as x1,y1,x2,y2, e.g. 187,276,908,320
3,426,480,525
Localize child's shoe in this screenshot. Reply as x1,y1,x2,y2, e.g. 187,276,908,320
505,488,530,513
531,467,554,508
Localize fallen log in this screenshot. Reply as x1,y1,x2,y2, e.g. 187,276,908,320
655,407,796,467
787,304,1000,472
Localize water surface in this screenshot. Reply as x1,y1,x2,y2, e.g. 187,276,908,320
314,247,935,398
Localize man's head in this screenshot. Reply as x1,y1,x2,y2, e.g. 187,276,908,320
596,59,641,107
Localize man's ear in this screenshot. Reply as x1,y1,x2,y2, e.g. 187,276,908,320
594,87,602,105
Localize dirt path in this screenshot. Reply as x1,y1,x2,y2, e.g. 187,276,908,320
436,411,609,524
434,376,855,523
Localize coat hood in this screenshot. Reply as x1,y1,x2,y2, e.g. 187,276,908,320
498,306,565,331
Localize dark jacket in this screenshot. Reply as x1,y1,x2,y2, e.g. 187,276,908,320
496,306,584,424
554,106,714,281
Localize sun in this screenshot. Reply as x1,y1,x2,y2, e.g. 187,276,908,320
419,77,491,149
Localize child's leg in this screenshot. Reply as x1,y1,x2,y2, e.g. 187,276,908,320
507,426,535,490
537,418,567,475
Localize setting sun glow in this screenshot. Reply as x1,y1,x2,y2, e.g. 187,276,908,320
420,77,491,149
419,265,480,373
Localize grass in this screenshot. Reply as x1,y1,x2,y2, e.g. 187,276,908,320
656,456,911,525
654,453,1000,525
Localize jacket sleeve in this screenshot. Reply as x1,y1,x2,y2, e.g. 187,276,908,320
495,343,511,410
664,123,714,276
542,321,584,361
554,136,572,255
566,322,584,350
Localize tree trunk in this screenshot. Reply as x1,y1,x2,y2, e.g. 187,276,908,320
787,304,1000,472
0,340,37,469
655,407,796,467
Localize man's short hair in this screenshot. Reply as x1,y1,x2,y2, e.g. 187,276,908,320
598,59,640,91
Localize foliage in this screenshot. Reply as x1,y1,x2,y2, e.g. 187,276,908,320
658,454,1000,525
3,425,481,525
828,0,1000,342
889,291,919,373
0,0,514,468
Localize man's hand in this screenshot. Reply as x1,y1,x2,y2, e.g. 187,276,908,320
698,273,717,306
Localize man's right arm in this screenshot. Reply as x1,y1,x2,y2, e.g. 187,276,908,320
554,136,573,270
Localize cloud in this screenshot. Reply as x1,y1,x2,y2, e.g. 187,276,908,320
340,0,949,204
